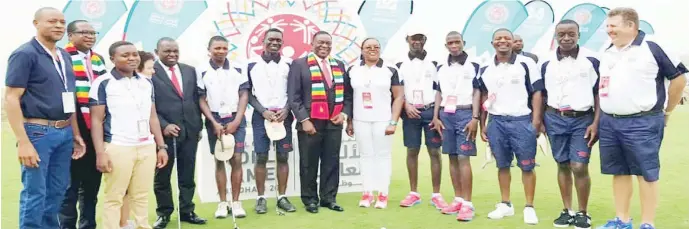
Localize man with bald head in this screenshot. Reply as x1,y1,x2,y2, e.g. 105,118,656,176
5,7,86,229
513,35,539,63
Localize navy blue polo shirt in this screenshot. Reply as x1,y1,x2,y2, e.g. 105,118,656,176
5,38,76,120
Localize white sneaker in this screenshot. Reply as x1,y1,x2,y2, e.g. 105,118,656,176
215,202,230,218
523,207,539,225
487,203,515,219
231,201,247,218
120,220,135,229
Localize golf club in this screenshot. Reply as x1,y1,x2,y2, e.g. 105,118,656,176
274,141,285,216
173,137,181,229
220,138,240,229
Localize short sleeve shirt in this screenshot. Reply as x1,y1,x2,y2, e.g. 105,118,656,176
540,46,601,111
396,56,439,106
247,55,292,110
348,59,401,122
196,59,250,113
477,54,544,117
436,53,481,107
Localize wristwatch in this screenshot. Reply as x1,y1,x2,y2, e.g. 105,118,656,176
157,144,168,151
472,115,480,120
389,120,398,126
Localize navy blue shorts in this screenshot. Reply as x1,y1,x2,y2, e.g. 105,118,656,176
544,110,594,164
252,110,294,155
599,112,664,182
439,109,476,156
487,114,538,171
401,107,442,149
204,112,246,154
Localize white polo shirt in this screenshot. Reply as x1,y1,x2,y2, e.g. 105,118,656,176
477,54,543,117
396,53,439,107
348,59,401,122
540,46,600,112
89,71,154,146
599,31,688,115
247,55,292,110
196,59,250,114
436,53,481,107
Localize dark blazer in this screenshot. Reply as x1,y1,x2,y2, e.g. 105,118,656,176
287,56,353,131
152,61,203,141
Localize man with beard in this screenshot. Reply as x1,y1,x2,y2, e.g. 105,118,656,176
477,28,543,225
5,7,86,229
197,35,250,219
432,31,481,221
152,37,207,228
58,19,108,229
248,28,297,214
397,26,447,210
287,31,353,213
539,20,599,229
513,35,539,63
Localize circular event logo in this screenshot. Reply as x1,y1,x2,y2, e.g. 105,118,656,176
80,0,106,19
155,0,184,15
485,3,510,24
213,0,361,65
574,9,592,25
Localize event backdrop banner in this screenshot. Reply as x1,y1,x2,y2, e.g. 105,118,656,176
58,0,128,48
357,0,414,52
196,108,362,203
122,0,208,50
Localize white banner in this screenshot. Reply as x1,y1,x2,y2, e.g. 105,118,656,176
196,108,363,203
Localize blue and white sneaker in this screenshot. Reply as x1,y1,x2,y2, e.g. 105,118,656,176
597,217,633,229
639,223,655,229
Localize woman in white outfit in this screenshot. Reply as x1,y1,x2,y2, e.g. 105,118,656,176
346,38,404,209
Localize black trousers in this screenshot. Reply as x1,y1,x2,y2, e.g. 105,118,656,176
298,129,342,205
59,123,101,229
154,135,199,216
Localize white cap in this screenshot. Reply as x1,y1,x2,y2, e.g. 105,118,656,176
406,22,426,37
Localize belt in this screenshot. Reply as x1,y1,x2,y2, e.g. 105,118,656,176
411,103,435,110
546,106,593,118
440,105,472,110
606,110,661,118
24,118,71,129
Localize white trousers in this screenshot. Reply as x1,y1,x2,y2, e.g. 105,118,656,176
353,120,393,194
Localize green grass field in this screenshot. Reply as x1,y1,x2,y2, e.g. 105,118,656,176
2,106,689,229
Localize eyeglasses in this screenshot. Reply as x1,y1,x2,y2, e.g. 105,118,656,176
73,31,99,36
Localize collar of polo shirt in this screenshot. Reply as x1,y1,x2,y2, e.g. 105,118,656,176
447,51,469,65
493,53,518,66
111,69,140,80
606,30,646,51
359,58,384,68
556,45,580,61
209,58,230,70
408,50,427,61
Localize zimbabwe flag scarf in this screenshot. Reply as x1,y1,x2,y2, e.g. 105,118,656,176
65,42,107,129
308,53,344,120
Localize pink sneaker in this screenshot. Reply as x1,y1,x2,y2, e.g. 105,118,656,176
374,194,388,209
431,195,449,210
456,204,475,221
359,192,374,208
440,201,462,214
399,193,421,207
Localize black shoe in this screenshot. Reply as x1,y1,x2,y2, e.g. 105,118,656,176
255,197,267,214
320,202,344,212
573,211,592,229
153,215,170,229
305,203,319,213
277,197,297,212
553,209,574,228
180,212,207,225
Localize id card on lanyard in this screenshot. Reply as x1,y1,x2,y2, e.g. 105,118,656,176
128,80,150,142
53,51,75,113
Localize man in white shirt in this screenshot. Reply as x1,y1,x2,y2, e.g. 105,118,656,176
596,8,687,229
540,20,599,229
477,28,543,225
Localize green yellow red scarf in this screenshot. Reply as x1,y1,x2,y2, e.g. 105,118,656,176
308,53,344,119
65,42,107,129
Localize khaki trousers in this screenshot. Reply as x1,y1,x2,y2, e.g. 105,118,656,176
101,143,156,229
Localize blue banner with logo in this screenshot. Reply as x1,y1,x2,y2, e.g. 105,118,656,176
58,0,128,48
558,3,606,50
462,0,527,57
123,0,207,51
582,5,609,51
358,0,413,52
639,20,655,35
514,0,554,52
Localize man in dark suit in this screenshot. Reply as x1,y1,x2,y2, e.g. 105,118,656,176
287,31,353,213
151,37,207,228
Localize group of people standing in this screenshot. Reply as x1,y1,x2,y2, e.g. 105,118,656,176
5,6,686,229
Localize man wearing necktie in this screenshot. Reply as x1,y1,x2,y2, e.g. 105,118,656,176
59,19,108,229
287,31,353,214
150,37,207,228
